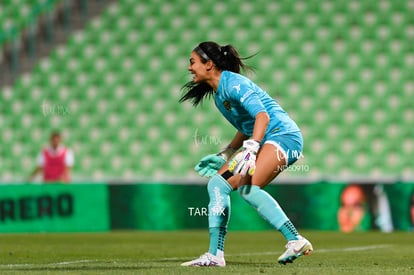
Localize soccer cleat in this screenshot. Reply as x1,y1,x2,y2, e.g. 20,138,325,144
278,236,313,265
181,252,226,267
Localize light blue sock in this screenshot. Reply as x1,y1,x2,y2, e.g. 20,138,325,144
238,185,299,241
207,174,232,256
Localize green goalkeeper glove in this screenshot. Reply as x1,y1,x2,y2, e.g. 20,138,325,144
194,146,236,177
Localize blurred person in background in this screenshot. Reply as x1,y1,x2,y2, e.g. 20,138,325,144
29,131,74,183
338,184,394,233
337,184,371,232
410,192,414,230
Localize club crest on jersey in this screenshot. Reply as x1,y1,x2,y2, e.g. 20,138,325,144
223,100,232,111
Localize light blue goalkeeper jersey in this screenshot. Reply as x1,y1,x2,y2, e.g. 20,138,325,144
214,71,300,139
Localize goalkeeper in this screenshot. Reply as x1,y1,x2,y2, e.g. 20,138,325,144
180,41,313,267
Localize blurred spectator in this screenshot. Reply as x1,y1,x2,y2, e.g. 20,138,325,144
29,131,74,183
337,184,371,232
372,185,393,232
411,192,414,230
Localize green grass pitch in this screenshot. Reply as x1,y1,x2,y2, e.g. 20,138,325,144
0,230,413,274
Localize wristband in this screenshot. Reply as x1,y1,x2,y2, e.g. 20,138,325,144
217,145,236,161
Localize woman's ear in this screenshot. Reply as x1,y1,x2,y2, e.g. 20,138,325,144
205,59,214,71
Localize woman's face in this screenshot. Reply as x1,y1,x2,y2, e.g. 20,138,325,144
188,51,211,83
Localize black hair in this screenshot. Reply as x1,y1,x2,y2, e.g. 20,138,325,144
179,41,253,106
50,130,61,138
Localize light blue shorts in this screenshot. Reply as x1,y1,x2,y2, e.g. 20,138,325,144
263,131,303,166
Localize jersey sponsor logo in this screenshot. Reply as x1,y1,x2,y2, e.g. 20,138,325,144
223,100,232,110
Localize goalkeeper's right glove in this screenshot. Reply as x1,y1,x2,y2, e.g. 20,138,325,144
194,146,236,177
228,139,260,177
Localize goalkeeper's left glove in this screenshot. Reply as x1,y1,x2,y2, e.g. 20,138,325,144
228,139,260,176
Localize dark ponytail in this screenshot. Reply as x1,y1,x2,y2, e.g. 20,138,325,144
178,82,214,106
179,41,254,106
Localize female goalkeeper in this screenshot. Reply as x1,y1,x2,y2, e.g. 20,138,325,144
180,41,313,267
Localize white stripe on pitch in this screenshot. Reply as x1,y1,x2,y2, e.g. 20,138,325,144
0,259,99,268
158,244,391,260
0,245,391,268
226,244,391,256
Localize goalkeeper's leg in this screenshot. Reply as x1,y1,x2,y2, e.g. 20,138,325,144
181,173,234,267
206,173,232,258
238,143,313,264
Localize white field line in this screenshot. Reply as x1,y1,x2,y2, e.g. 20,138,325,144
158,244,392,261
0,259,100,269
0,245,392,268
227,244,392,256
